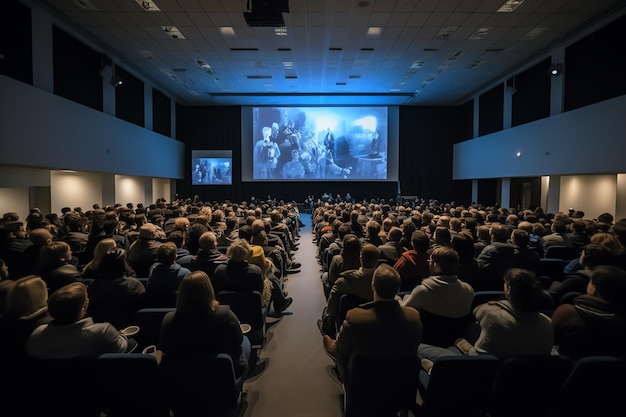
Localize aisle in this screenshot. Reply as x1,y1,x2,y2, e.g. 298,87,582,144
242,213,344,417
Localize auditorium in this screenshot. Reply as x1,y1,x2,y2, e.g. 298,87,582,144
1,1,625,416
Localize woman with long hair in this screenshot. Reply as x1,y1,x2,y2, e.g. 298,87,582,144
160,270,251,378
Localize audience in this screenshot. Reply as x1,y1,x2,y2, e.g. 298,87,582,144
36,241,84,295
393,229,430,292
144,241,190,307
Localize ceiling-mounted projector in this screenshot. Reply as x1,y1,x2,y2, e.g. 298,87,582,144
243,0,289,27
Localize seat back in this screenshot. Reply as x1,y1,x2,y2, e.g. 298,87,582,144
161,353,246,417
544,245,581,260
489,355,574,417
24,357,102,417
131,307,175,350
335,293,368,334
559,356,626,417
419,354,500,417
98,353,169,417
344,355,420,417
217,290,267,348
418,309,471,347
537,258,569,284
471,290,505,310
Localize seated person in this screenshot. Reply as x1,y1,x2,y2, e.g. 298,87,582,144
552,265,626,359
247,244,293,314
318,244,378,337
160,271,251,379
323,264,422,382
87,248,145,329
26,282,133,358
0,275,52,356
36,241,84,295
144,242,190,307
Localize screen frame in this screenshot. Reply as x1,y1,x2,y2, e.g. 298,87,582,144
241,106,399,182
191,149,233,186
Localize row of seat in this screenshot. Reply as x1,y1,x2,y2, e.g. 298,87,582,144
4,352,245,417
344,354,625,417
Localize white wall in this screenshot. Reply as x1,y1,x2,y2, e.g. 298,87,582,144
50,171,103,215
559,175,617,220
115,175,146,208
153,178,172,203
0,188,30,220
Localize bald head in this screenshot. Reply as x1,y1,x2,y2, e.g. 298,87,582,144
29,228,54,245
198,231,218,250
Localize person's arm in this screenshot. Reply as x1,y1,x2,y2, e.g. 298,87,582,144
401,284,424,310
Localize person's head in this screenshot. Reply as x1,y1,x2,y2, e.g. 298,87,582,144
429,246,460,276
99,248,132,278
342,234,361,258
410,229,430,253
360,243,380,269
177,271,219,313
1,221,26,239
167,230,185,249
249,228,268,246
387,226,403,244
365,220,381,238
451,234,475,260
247,245,271,277
489,223,510,243
587,265,626,312
48,282,89,325
590,232,625,256
139,223,159,240
371,263,401,300
580,243,618,269
40,241,72,268
198,231,218,250
157,242,178,265
511,229,530,248
3,275,48,319
29,228,54,246
90,238,117,268
433,226,452,246
227,238,251,262
503,268,544,312
337,222,352,240
173,217,190,234
551,220,567,234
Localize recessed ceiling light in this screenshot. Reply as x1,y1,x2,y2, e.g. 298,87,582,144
275,27,288,36
435,26,458,40
71,0,98,11
367,27,382,36
497,0,525,13
162,26,186,39
134,0,161,12
520,27,548,40
220,27,236,36
469,27,491,40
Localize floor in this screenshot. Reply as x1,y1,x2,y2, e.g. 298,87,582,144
241,213,345,417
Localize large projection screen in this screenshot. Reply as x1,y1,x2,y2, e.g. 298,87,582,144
241,106,399,182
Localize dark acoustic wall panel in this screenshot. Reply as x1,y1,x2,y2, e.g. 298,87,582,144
564,14,626,112
52,26,103,112
115,66,145,127
0,0,32,84
478,85,504,136
512,58,551,127
152,88,171,137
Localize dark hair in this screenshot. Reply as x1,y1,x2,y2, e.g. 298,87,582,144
430,246,459,275
157,242,177,265
504,268,543,312
590,265,626,312
411,230,430,253
372,263,400,299
99,248,132,278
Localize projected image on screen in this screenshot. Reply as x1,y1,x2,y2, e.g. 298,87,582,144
191,150,233,185
251,106,388,181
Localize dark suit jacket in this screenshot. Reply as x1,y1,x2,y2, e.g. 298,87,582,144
331,300,422,380
212,260,264,295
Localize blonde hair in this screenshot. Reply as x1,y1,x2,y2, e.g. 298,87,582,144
83,238,117,273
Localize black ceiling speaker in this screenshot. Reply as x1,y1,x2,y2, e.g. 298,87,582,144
243,0,289,27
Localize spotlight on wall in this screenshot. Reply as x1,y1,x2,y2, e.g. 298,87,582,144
110,64,123,87
550,63,563,76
